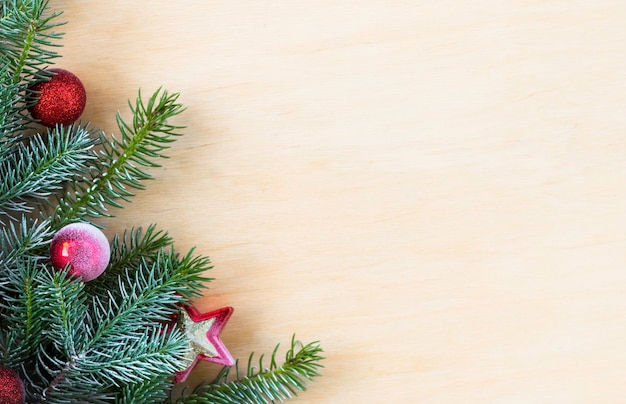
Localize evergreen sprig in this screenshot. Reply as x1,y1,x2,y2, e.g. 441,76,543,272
115,375,171,404
0,66,24,140
0,216,53,264
52,88,185,226
90,224,175,292
0,0,63,84
0,124,96,221
0,0,64,136
176,336,325,404
40,266,89,356
65,324,189,388
17,249,209,402
0,258,49,368
90,249,210,336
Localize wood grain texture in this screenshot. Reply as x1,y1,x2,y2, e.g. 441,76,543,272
54,1,626,402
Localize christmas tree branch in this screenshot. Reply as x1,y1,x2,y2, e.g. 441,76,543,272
0,67,24,141
0,259,49,368
70,325,190,387
39,268,89,356
175,336,325,404
0,216,53,264
90,249,210,333
89,255,188,340
39,249,210,400
115,375,171,404
52,88,185,226
0,124,96,221
0,218,52,351
0,0,64,84
110,224,175,271
0,0,64,140
87,224,175,294
36,241,211,400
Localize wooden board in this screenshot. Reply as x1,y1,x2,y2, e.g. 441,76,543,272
55,1,626,402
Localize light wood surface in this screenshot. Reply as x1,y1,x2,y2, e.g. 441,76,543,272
55,1,626,402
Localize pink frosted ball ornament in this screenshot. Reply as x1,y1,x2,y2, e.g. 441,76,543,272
50,223,111,282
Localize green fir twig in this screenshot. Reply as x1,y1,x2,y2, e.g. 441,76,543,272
0,0,64,135
0,0,64,84
0,124,96,221
176,336,325,404
0,258,49,368
85,224,177,295
35,249,210,402
52,88,185,226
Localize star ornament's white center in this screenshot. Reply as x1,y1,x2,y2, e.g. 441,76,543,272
183,310,217,358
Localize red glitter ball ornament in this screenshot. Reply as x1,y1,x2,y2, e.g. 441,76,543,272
28,68,86,127
50,222,110,282
0,366,25,404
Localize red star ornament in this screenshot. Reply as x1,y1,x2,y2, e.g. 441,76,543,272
175,305,235,383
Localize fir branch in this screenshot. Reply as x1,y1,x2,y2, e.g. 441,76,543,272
175,336,325,404
171,248,214,301
110,224,175,272
89,261,182,345
52,88,185,226
38,267,89,357
86,224,175,294
40,248,210,399
90,249,210,335
75,325,190,386
0,328,20,365
40,249,210,394
0,258,49,368
0,218,51,339
0,0,64,84
38,367,114,404
0,124,97,221
114,374,171,404
0,65,24,141
41,313,189,399
0,0,64,136
0,216,53,264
